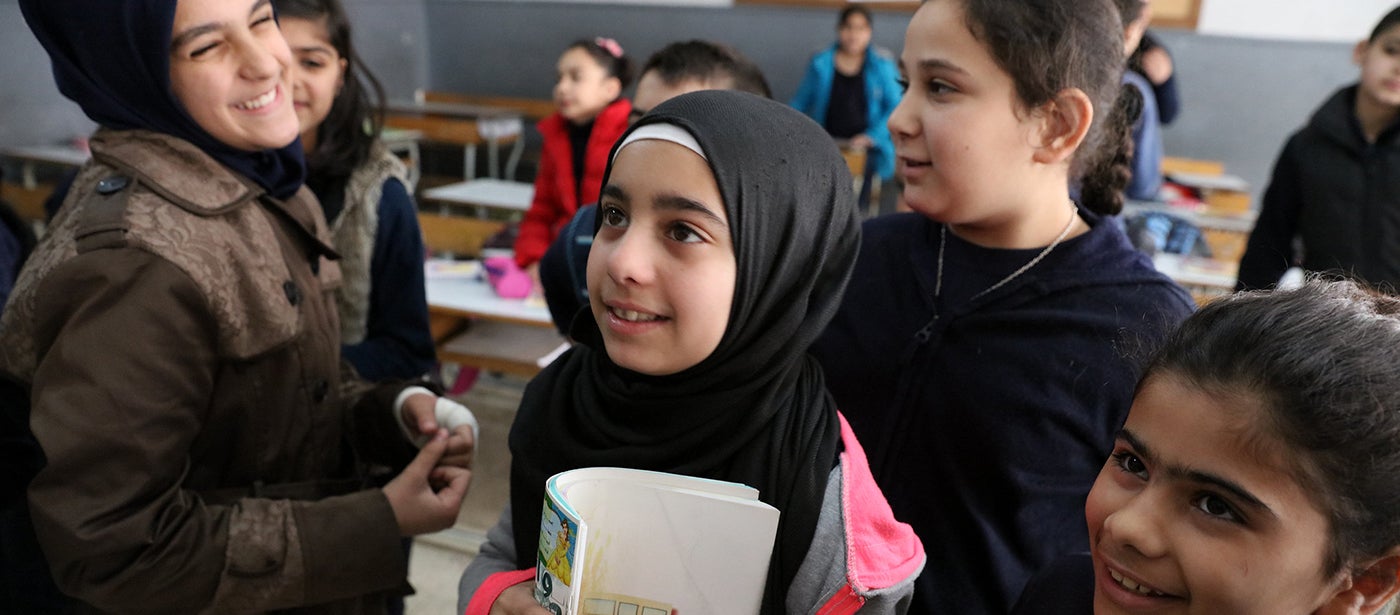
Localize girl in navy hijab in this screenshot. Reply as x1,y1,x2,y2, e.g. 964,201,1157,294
1,1,475,612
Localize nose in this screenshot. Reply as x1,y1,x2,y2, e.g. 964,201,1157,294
886,89,917,144
603,227,656,287
237,35,284,82
1100,489,1170,560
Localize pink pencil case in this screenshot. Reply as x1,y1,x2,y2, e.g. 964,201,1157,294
482,255,532,298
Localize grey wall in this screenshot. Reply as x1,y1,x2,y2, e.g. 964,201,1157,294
424,0,909,102
424,1,1361,201
0,1,94,148
0,0,1368,203
0,0,429,149
1153,30,1356,199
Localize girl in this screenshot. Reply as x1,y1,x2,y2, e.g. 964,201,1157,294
1115,0,1165,201
810,0,1196,613
790,5,904,211
1236,6,1400,292
514,38,633,288
1012,279,1400,614
275,0,436,383
458,90,925,615
3,0,472,612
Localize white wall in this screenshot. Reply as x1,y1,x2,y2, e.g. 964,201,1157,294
1198,0,1396,42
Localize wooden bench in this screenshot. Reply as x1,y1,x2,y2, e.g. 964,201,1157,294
419,90,556,124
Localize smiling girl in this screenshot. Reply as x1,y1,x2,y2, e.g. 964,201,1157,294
458,90,925,615
274,0,435,384
1013,279,1400,615
3,0,471,611
810,0,1195,612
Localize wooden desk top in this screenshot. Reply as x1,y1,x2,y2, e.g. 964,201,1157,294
422,179,534,213
0,144,90,167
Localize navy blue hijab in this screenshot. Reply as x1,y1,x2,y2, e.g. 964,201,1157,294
19,0,306,199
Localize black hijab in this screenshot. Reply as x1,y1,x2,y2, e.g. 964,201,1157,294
19,0,306,199
509,90,861,613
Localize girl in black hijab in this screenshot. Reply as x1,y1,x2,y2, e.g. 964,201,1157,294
2,0,473,612
460,90,925,615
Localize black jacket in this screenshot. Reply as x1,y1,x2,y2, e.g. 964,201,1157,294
1237,85,1400,291
812,212,1193,614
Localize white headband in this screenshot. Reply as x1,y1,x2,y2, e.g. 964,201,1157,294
613,123,707,163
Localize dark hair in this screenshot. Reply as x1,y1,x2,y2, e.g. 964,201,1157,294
959,0,1134,215
1112,0,1146,27
838,5,873,29
272,0,385,189
639,40,772,99
566,38,635,92
1372,5,1400,42
1146,278,1400,576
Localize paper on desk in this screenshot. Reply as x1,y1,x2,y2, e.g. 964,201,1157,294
425,259,481,279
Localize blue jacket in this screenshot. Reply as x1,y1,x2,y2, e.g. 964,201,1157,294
790,45,902,180
1124,70,1164,201
812,211,1193,614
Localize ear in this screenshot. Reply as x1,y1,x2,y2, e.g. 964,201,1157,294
1354,40,1370,67
1030,88,1093,166
336,57,348,94
603,76,623,103
1316,553,1400,615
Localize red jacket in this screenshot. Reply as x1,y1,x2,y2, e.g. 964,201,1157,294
514,98,632,268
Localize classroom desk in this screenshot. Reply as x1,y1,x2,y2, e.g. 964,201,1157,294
0,143,90,223
425,260,566,377
386,99,524,180
0,144,90,188
380,127,422,187
421,178,534,219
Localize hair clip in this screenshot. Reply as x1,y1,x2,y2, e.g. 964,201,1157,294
595,37,624,59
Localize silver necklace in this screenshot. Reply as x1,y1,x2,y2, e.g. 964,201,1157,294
934,201,1080,305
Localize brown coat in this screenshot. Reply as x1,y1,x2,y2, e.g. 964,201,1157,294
0,129,411,614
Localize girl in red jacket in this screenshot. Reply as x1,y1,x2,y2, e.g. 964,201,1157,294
515,37,633,288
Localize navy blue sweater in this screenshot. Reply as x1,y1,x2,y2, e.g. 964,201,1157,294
812,212,1193,614
326,178,436,382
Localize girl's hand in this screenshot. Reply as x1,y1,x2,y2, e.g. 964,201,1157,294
382,429,471,536
848,133,874,151
400,392,477,469
526,262,544,300
490,583,552,615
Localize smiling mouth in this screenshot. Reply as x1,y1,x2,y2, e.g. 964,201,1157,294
901,157,931,168
1108,568,1172,598
234,87,278,111
608,306,665,323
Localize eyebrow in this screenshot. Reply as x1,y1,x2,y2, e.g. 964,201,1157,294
171,0,271,52
1119,428,1277,519
600,184,728,228
899,57,970,77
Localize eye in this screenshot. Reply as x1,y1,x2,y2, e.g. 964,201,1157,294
252,7,276,27
1111,450,1148,480
1192,493,1243,524
300,58,325,70
665,222,703,244
926,79,957,96
599,205,628,228
896,78,909,93
189,41,220,59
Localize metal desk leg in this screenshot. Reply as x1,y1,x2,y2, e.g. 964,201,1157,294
487,138,500,179
504,138,524,182
464,145,477,181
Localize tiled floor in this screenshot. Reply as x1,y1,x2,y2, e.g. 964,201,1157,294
404,369,526,615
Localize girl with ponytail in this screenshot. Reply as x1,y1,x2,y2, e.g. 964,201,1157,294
811,0,1195,612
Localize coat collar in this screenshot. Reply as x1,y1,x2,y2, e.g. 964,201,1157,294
89,128,260,216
